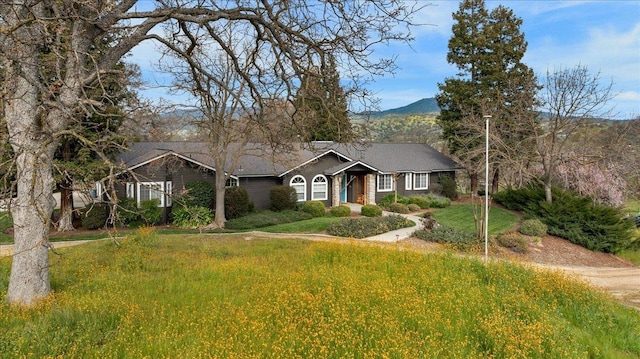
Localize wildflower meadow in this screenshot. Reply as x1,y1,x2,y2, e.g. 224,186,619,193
1,230,638,358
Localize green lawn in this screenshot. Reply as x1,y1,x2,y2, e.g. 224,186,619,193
1,233,638,358
431,203,519,235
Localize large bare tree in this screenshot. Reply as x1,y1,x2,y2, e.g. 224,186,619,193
535,65,615,203
0,0,418,306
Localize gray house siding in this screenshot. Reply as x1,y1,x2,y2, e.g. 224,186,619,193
282,153,346,207
240,176,281,210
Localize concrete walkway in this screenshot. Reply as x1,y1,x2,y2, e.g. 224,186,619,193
0,204,423,257
345,203,424,242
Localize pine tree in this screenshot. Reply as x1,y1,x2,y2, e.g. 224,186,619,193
436,0,537,192
294,55,353,142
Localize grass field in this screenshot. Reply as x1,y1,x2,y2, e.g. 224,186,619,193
431,204,519,235
1,230,638,358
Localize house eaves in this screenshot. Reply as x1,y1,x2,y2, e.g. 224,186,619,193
122,151,237,179
278,149,353,178
323,160,380,176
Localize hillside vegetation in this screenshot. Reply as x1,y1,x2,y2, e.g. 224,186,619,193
1,232,638,358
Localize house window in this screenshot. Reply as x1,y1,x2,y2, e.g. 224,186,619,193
290,175,306,202
226,177,239,188
126,182,135,199
414,173,429,190
311,175,328,200
377,174,393,192
137,181,172,207
405,173,412,190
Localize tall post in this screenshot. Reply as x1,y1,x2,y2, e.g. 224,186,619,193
483,114,491,262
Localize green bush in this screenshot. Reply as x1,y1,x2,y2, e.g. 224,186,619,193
413,225,479,251
139,199,162,225
408,196,431,209
302,200,326,217
361,204,383,217
225,210,312,230
427,194,451,208
171,206,213,229
439,174,458,200
493,184,635,253
115,197,139,226
379,194,409,207
81,203,110,230
270,185,298,211
388,202,409,214
497,231,528,253
407,203,421,212
225,186,254,220
330,205,351,217
327,215,413,238
183,181,215,209
519,219,547,237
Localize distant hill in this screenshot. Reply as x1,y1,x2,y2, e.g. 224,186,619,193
368,98,439,118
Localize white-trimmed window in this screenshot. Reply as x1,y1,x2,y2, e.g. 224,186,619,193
290,175,306,202
405,173,412,190
311,175,328,200
137,181,172,207
225,177,239,188
414,173,429,190
377,174,393,192
126,182,135,199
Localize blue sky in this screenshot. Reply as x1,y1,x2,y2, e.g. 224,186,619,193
129,1,640,119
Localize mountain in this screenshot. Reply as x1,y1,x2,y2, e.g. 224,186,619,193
368,98,439,118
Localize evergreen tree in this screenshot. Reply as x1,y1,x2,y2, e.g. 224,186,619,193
294,55,353,142
436,0,537,192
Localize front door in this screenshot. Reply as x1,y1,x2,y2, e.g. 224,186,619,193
348,174,366,204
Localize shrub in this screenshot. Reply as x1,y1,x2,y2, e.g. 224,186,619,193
379,194,409,207
497,231,528,253
428,194,451,208
439,174,458,200
408,196,432,209
407,203,421,212
330,205,351,217
388,202,409,214
361,204,383,217
327,215,414,238
115,197,139,226
225,210,312,230
413,225,479,251
81,203,110,230
139,199,162,225
519,219,547,237
182,181,215,209
172,206,213,229
494,184,636,253
270,185,298,211
225,186,254,220
302,200,326,217
384,214,414,230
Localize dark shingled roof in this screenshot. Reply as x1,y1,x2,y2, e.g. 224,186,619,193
117,141,459,177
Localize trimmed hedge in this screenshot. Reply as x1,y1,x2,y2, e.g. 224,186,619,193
303,200,326,217
361,204,383,217
270,185,298,211
330,205,351,217
225,186,254,220
413,225,480,251
183,181,215,209
171,206,213,228
388,202,410,214
497,231,528,253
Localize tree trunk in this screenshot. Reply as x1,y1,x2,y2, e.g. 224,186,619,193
214,176,227,228
469,171,479,194
57,183,75,232
491,166,500,194
57,141,75,231
6,147,57,305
